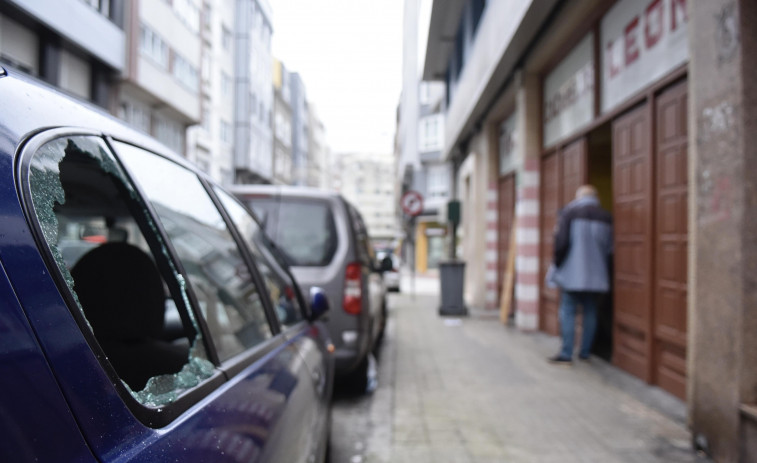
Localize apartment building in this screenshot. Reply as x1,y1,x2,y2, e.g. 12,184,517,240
423,0,757,460
119,0,201,156
0,0,125,109
396,0,449,272
272,58,293,185
307,103,329,188
333,151,397,241
233,0,273,184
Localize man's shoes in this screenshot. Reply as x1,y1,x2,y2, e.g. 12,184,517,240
578,355,591,361
548,355,573,366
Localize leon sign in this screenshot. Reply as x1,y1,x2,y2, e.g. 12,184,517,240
601,0,688,113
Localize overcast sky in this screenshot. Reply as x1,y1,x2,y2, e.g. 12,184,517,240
270,0,404,155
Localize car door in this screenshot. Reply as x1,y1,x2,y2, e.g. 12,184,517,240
16,132,326,462
213,187,333,462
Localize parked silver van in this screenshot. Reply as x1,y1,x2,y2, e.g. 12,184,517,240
231,185,388,389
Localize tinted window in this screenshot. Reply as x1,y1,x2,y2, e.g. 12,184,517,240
346,202,375,266
250,198,338,267
215,188,305,327
27,136,213,405
115,142,273,362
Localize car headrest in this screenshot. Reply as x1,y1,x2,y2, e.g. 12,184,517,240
71,242,165,341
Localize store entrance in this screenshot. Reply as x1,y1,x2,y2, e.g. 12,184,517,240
587,122,613,361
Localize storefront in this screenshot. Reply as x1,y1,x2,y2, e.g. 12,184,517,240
538,0,689,399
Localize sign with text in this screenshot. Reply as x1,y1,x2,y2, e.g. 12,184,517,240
601,0,688,113
543,32,595,148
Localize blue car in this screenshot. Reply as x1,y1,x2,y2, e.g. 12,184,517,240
0,67,334,462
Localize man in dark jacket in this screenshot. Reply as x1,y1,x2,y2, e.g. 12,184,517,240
548,185,612,365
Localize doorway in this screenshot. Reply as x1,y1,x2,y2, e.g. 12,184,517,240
587,122,613,361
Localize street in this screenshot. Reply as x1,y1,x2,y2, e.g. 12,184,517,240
329,273,710,463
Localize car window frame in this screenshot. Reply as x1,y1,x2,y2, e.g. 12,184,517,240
210,185,312,328
107,138,291,380
15,129,225,428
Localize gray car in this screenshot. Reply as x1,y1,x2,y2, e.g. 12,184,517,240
231,185,388,389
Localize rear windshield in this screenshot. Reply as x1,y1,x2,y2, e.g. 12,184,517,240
249,197,338,267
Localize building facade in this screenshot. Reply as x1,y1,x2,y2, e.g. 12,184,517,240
396,0,449,273
120,0,202,156
0,0,125,110
289,72,309,186
186,0,273,186
272,58,293,185
423,0,757,461
232,0,273,184
333,152,397,241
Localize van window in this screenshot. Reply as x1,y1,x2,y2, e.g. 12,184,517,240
114,142,273,362
250,198,338,267
27,136,213,406
215,188,304,327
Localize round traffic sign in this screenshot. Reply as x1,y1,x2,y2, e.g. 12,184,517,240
401,190,424,216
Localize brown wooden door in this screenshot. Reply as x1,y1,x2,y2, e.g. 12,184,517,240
653,81,688,399
540,138,587,335
612,103,653,382
497,174,516,308
540,153,560,335
561,138,588,207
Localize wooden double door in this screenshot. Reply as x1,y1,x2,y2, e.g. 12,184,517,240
538,79,688,400
613,80,688,400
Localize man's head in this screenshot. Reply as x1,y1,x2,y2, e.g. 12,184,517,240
575,184,598,200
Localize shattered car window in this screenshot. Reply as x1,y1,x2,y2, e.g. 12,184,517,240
27,136,214,407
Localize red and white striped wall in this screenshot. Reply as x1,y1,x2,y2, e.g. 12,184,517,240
485,181,499,310
515,158,540,330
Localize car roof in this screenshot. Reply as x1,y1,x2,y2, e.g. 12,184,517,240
229,184,344,201
0,67,199,177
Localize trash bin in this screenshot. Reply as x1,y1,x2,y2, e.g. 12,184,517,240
438,260,468,316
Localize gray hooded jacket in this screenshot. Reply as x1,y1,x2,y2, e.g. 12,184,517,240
550,196,613,293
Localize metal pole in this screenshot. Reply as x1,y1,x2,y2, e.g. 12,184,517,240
449,155,459,260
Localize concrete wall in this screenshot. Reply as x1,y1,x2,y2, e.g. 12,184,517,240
460,127,496,309
689,0,757,461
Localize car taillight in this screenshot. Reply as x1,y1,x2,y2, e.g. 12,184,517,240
343,262,362,315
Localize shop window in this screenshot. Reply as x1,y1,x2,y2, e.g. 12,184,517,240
115,142,273,361
27,136,213,406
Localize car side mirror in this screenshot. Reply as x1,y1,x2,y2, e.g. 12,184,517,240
309,286,330,321
379,256,393,273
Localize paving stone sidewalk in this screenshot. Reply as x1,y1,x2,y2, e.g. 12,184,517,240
363,291,710,463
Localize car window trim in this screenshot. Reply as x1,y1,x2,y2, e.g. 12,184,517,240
213,186,313,322
201,180,283,336
15,129,226,428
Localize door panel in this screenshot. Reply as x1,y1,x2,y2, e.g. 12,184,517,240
539,138,588,335
612,103,653,382
497,174,516,308
540,153,560,335
561,139,587,206
653,80,688,400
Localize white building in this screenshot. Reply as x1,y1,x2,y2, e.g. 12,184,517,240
333,152,397,241
395,0,449,272
119,0,202,156
186,0,273,186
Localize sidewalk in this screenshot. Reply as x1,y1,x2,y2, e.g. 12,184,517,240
364,290,709,463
